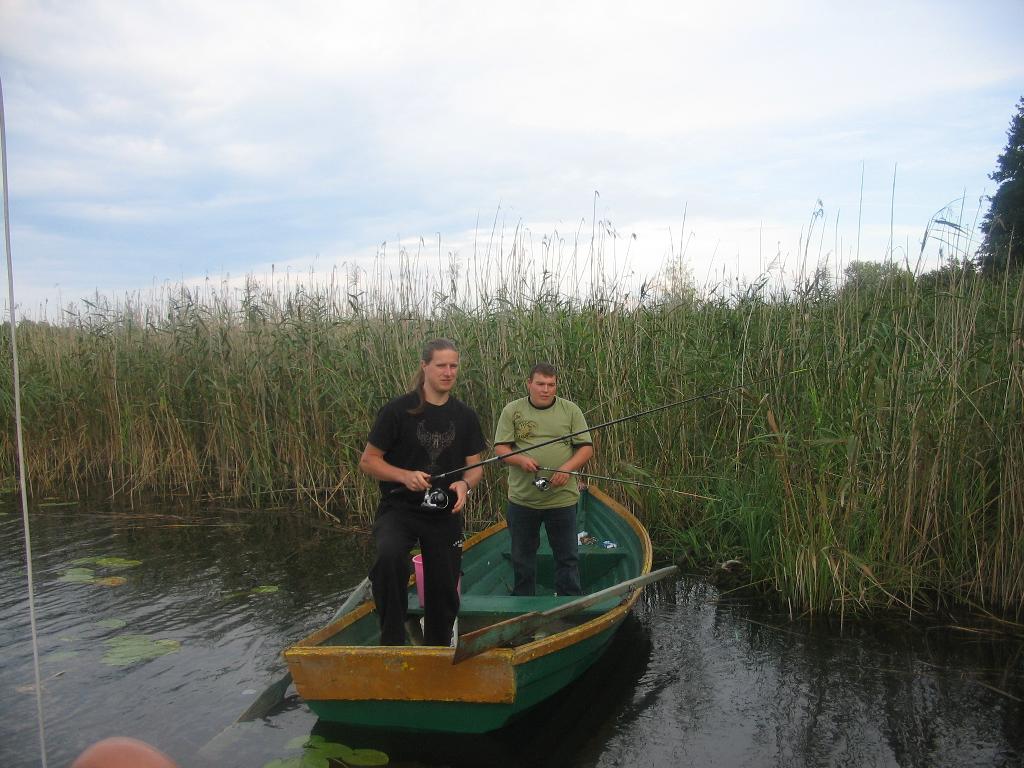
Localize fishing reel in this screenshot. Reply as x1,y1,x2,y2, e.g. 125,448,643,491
421,487,453,510
532,474,551,492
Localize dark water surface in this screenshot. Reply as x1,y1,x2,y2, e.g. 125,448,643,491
2,504,1022,768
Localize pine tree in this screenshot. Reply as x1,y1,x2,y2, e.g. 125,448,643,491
978,97,1024,274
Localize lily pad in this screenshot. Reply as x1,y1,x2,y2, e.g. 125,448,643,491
102,635,181,666
343,747,389,766
310,742,348,760
96,557,142,569
225,585,281,600
45,650,79,662
94,618,128,630
72,556,142,569
275,735,387,768
58,567,96,584
95,576,128,587
343,748,389,766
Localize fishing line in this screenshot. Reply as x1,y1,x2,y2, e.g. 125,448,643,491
531,467,716,500
2,75,50,768
428,368,803,485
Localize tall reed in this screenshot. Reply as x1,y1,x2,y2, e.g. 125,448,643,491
2,226,1021,618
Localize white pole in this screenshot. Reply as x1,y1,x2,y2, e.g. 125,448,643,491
1,74,49,768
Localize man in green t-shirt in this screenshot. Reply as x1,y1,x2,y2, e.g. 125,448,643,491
494,363,593,595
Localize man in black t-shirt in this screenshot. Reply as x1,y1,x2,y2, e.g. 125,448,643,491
358,339,486,645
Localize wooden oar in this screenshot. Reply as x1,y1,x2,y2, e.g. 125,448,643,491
452,565,678,664
236,576,372,721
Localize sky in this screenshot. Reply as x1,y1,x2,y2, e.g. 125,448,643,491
1,0,1022,317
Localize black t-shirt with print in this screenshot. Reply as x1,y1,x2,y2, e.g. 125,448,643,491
367,392,487,509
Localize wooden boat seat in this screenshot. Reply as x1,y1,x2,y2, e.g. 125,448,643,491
500,547,627,585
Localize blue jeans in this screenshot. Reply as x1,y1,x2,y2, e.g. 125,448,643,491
506,501,581,596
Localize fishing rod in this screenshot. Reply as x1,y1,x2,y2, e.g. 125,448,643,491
531,467,716,500
408,368,803,507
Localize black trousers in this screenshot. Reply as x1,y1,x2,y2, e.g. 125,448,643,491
370,502,463,645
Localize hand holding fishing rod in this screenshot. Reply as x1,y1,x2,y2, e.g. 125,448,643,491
398,469,434,492
493,449,540,474
397,469,460,512
385,469,472,510
386,470,470,511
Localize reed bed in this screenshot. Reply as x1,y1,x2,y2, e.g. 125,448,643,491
2,228,1022,619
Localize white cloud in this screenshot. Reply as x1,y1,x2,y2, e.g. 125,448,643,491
1,0,1021,316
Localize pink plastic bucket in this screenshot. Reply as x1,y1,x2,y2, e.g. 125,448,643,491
412,554,460,606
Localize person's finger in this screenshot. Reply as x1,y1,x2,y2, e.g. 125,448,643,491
72,738,179,768
405,471,429,491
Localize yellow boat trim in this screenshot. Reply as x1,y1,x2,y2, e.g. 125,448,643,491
286,643,516,704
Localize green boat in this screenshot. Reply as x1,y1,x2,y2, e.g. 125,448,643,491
283,486,655,733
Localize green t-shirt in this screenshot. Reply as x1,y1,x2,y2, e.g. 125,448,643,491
493,396,593,509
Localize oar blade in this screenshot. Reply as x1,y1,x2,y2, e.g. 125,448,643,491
236,673,292,722
451,611,543,663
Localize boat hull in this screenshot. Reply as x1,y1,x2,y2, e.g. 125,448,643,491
284,487,652,733
302,619,623,732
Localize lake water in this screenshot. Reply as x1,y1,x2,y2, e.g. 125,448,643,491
2,503,1022,768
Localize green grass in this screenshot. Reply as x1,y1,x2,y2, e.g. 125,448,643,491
1,240,1021,619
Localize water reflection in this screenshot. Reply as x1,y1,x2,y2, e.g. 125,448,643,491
2,505,1022,768
600,582,1024,768
1,504,372,768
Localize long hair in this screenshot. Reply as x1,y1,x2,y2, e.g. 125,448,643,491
408,338,459,415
